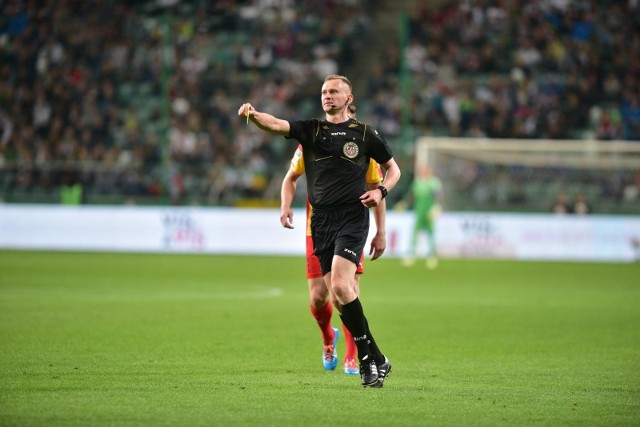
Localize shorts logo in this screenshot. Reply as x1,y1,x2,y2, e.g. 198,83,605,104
343,248,357,257
343,142,358,159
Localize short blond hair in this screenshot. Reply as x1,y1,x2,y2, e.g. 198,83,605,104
324,74,352,93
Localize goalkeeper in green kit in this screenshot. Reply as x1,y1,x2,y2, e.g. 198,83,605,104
401,164,443,269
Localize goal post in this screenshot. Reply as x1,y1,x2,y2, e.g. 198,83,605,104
414,137,640,214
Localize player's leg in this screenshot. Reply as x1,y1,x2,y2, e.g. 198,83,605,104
308,276,333,340
307,236,339,370
425,218,438,269
403,216,421,266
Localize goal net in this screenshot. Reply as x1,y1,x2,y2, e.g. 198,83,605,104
414,137,640,214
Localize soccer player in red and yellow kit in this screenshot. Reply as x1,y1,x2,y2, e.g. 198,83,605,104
280,106,387,375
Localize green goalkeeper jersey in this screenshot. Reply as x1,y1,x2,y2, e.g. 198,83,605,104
412,176,442,217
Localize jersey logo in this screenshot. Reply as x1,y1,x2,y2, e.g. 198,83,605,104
348,123,359,128
343,142,359,159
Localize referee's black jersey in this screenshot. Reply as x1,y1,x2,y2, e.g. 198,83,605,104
287,118,393,209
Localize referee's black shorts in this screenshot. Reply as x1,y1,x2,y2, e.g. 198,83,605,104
311,204,369,276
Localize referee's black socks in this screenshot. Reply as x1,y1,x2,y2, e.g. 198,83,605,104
364,316,385,366
341,297,384,364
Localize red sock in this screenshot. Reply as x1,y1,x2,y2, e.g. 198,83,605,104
342,322,357,360
310,301,334,344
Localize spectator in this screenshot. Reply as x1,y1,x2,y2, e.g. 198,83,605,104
551,192,571,215
572,192,592,215
1,0,638,214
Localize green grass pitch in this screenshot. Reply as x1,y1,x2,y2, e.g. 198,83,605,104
1,251,638,426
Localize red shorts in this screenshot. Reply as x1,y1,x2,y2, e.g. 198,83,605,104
306,235,364,279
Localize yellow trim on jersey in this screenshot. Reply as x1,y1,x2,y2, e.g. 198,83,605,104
306,203,313,236
290,146,305,174
366,158,383,184
289,147,383,237
291,151,382,184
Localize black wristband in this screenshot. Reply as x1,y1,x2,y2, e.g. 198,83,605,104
377,185,388,199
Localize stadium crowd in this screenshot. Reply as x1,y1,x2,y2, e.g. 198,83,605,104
0,0,638,212
363,0,640,141
0,0,374,205
361,0,640,212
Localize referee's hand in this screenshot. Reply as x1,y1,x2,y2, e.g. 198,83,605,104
359,189,382,208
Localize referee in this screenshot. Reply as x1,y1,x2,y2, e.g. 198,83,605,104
238,74,401,388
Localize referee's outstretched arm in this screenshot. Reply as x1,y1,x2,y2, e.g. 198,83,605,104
238,103,291,136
